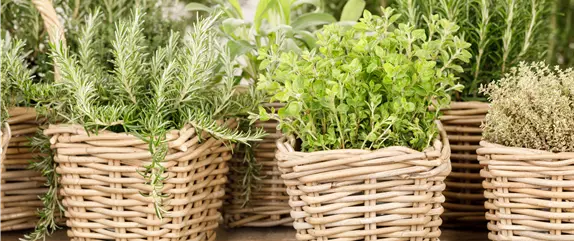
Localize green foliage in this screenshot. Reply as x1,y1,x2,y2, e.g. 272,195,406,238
549,0,574,67
32,9,264,222
324,0,384,19
481,62,574,152
390,0,553,99
1,0,185,81
0,39,35,123
256,8,469,151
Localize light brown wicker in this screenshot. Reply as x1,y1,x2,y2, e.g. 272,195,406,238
275,121,451,241
439,101,489,226
0,0,64,231
224,103,292,227
478,141,574,241
1,108,48,231
45,122,234,241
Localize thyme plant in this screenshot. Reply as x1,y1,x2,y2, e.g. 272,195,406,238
257,8,470,151
481,62,574,152
23,9,265,240
390,0,553,99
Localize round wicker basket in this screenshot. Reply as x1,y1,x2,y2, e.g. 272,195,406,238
275,121,451,240
440,101,489,227
478,141,574,241
0,0,65,231
224,103,292,227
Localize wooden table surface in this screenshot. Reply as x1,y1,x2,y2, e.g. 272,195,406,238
2,227,488,241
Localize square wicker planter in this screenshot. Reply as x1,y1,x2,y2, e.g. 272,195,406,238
1,107,46,231
440,101,489,226
224,118,292,227
45,123,233,241
478,141,574,241
274,121,451,240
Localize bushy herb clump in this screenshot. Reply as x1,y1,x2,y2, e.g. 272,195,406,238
390,0,553,99
34,9,263,217
481,62,574,152
257,8,470,151
1,0,184,81
1,39,35,123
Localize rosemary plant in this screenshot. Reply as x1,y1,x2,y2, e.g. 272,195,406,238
390,0,553,99
22,9,265,240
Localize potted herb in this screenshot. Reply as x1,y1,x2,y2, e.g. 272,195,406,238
478,62,574,240
389,0,554,224
27,9,264,241
188,0,366,228
256,8,470,240
1,37,53,232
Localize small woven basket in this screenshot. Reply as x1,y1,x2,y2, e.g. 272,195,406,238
1,0,65,231
224,103,292,227
275,121,451,241
45,123,234,241
478,141,574,241
440,101,489,226
1,108,47,231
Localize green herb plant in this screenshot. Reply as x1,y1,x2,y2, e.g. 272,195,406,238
390,0,552,99
187,0,365,205
481,62,574,152
22,9,265,240
256,8,470,152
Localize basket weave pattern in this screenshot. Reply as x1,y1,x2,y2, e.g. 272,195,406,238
45,124,233,241
440,101,489,225
478,141,574,241
225,118,291,227
1,108,46,231
275,122,451,241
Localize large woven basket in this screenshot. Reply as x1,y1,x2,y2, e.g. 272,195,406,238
275,121,451,240
478,141,574,240
1,108,47,231
0,0,65,231
440,101,489,226
45,123,234,241
224,103,292,227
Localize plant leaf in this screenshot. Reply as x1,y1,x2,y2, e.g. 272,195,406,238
185,3,212,13
340,0,366,22
291,13,336,30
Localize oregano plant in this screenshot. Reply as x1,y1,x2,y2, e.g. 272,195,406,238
256,8,470,151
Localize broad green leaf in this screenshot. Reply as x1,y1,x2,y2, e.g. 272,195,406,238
185,3,212,12
227,0,244,18
228,40,254,58
291,13,336,30
221,18,245,36
294,30,317,49
254,0,275,32
340,0,366,22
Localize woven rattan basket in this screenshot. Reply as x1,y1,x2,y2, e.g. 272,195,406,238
0,0,65,231
440,101,489,226
224,103,292,227
478,141,574,241
275,121,451,240
1,108,47,231
45,123,234,241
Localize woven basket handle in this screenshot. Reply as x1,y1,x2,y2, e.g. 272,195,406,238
32,0,66,81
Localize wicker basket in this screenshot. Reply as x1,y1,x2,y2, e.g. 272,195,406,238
275,121,451,240
440,101,489,226
0,0,65,231
478,141,574,240
1,108,48,231
45,123,234,241
224,103,292,227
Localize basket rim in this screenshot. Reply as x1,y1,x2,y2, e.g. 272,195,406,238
478,140,574,159
275,120,451,181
